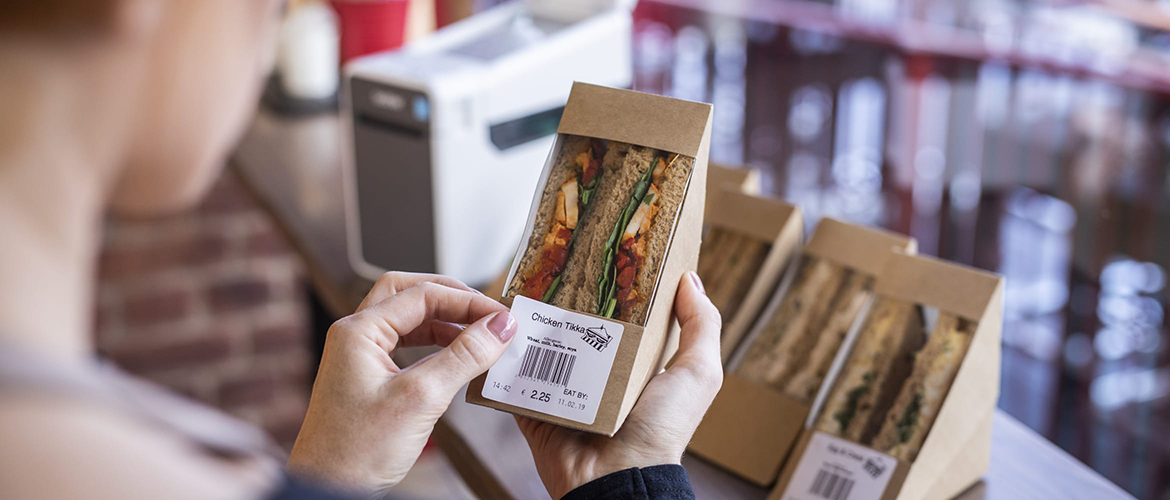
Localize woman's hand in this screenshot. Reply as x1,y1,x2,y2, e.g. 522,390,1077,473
517,272,723,499
287,272,517,497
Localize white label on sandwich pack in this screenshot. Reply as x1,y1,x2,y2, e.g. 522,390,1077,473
482,296,623,425
781,432,896,500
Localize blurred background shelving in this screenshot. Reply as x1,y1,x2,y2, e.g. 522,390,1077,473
616,0,1170,498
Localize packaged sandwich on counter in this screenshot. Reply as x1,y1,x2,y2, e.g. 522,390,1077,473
771,252,1003,500
467,82,712,436
696,189,801,360
688,218,915,486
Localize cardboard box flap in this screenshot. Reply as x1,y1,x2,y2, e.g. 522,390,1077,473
558,82,712,157
707,189,799,242
875,252,1002,321
917,409,993,500
708,163,759,193
804,218,917,276
688,373,808,486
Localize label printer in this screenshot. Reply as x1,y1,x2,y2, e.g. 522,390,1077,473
342,0,633,286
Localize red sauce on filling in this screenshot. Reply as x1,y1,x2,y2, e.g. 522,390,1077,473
613,237,645,318
519,140,608,302
520,227,573,300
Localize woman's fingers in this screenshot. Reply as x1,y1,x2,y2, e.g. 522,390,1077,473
667,272,724,399
344,281,507,353
399,320,465,348
400,310,517,404
356,271,480,313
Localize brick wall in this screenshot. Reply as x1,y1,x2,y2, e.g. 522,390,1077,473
94,170,312,448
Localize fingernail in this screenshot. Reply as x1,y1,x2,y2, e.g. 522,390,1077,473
689,271,706,295
487,312,517,343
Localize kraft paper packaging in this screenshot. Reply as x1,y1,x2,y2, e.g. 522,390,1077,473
770,251,1003,500
698,189,802,361
467,83,712,436
706,163,761,208
689,219,916,486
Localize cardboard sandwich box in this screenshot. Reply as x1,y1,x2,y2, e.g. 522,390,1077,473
707,163,761,207
697,189,802,360
467,82,713,436
688,218,916,486
771,251,1003,500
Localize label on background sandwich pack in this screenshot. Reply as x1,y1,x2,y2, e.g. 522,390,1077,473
482,296,624,425
781,432,895,500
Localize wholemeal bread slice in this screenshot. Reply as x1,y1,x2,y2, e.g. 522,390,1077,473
505,138,630,309
734,256,817,381
567,145,651,315
814,298,923,444
872,313,975,461
703,231,748,311
546,142,630,309
718,238,769,320
697,228,726,278
735,256,845,392
697,228,738,300
705,231,769,321
567,146,693,325
505,135,593,299
625,149,693,324
783,271,874,402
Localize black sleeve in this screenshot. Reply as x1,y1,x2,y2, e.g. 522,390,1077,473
561,465,695,500
267,476,359,500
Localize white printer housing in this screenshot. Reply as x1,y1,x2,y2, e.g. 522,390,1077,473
342,0,632,286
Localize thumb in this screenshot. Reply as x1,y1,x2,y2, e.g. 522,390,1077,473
404,311,517,402
667,272,723,395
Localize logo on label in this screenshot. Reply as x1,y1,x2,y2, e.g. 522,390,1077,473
582,325,612,352
863,457,886,479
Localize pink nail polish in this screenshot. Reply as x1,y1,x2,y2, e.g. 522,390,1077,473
689,271,706,295
487,312,517,342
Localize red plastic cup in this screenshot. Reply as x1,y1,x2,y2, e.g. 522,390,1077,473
330,0,410,64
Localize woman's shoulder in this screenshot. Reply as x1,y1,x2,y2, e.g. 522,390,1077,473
0,393,277,500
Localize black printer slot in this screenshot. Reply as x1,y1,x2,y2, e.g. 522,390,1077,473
356,113,425,139
489,105,563,151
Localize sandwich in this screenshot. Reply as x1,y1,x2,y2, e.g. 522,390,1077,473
814,298,923,444
510,136,612,303
736,256,844,389
783,271,874,401
696,228,771,328
872,313,976,461
735,256,876,403
507,138,694,325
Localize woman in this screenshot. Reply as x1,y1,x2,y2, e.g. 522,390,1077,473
0,2,725,499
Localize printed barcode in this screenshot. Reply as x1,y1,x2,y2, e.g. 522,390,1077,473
809,469,854,500
517,345,576,386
